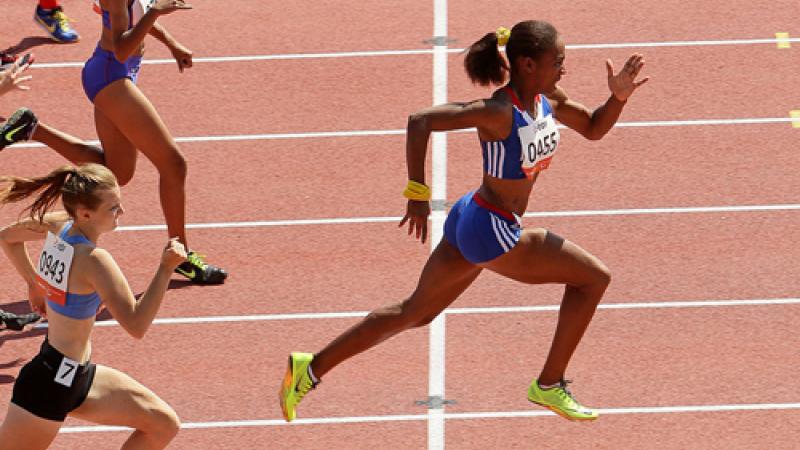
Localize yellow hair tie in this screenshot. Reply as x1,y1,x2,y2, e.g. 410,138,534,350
403,180,431,201
496,26,510,46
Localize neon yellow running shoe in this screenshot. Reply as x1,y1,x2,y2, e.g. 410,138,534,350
279,352,318,422
527,379,599,421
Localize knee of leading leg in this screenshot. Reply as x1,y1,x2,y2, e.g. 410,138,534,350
114,170,135,186
597,262,612,288
145,405,181,442
172,153,188,180
159,149,188,181
588,262,611,294
572,260,611,299
102,162,134,186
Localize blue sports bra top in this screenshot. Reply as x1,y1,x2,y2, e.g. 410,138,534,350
480,86,561,180
45,223,102,320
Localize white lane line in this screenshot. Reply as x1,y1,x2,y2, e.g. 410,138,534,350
567,37,800,49
428,0,449,448
446,402,800,420
616,117,794,127
118,216,400,231
9,129,407,149
8,116,793,150
29,37,800,69
522,203,800,219
107,203,800,233
32,298,800,330
58,402,800,433
446,297,800,315
31,50,437,69
59,414,427,433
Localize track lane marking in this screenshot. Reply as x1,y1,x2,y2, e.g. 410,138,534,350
100,203,800,233
27,36,800,69
30,297,800,329
58,401,800,433
8,116,795,150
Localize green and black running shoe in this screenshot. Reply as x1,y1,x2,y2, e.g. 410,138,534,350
279,352,318,422
175,251,228,284
0,107,38,150
528,378,599,421
0,310,42,331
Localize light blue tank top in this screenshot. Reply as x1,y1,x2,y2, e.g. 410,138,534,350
45,223,102,320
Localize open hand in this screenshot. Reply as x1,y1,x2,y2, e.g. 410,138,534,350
150,0,192,16
27,282,47,317
606,53,649,102
0,58,33,96
399,200,431,244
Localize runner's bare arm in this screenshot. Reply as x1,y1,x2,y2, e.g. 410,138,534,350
548,86,625,141
0,212,70,284
103,0,160,62
87,239,185,339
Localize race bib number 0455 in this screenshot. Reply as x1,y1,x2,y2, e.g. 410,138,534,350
518,117,560,179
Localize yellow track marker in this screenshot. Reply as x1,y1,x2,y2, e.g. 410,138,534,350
791,111,800,128
776,32,791,48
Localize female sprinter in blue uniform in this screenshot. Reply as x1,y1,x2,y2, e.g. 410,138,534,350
0,0,227,284
280,21,649,422
0,163,185,448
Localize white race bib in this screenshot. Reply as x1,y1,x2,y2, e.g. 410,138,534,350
518,111,560,179
131,0,155,25
54,356,79,387
93,0,154,25
35,232,74,306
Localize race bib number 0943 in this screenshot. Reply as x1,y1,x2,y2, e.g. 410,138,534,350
35,232,74,306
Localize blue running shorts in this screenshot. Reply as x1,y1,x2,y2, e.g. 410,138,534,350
81,45,142,102
443,191,522,264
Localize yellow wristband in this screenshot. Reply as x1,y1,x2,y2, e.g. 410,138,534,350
403,180,431,201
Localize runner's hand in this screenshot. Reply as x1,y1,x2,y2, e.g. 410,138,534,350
399,200,430,244
150,0,192,15
169,42,193,72
27,282,47,317
606,53,649,101
161,237,187,268
0,59,33,96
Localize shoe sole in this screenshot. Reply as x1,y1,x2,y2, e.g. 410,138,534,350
175,269,228,285
528,399,599,422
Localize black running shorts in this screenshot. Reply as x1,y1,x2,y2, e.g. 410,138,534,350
11,339,96,421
